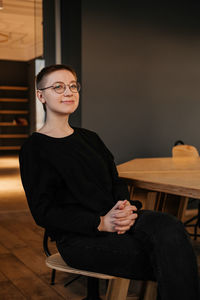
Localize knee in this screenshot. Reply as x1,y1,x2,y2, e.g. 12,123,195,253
137,210,188,243
151,212,189,246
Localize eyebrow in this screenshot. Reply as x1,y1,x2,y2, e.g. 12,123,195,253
52,80,77,85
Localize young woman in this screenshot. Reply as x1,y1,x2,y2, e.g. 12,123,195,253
19,64,199,300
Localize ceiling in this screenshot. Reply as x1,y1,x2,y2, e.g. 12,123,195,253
0,0,43,61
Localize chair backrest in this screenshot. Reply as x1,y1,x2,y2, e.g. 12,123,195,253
43,230,52,257
172,142,199,158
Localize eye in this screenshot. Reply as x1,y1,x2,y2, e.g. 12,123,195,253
54,84,62,89
53,83,65,92
70,83,78,89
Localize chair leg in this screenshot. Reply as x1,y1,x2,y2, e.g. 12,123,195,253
184,215,198,226
64,275,82,287
197,202,200,228
194,224,198,240
143,281,157,300
105,278,130,300
82,277,102,300
194,204,200,240
50,269,56,285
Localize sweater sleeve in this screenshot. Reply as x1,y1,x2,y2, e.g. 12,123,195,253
92,133,130,201
92,133,142,210
19,142,101,237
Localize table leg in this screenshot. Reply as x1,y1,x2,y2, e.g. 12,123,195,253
158,193,189,221
105,278,130,300
177,196,189,221
143,281,157,300
129,186,159,212
145,191,158,210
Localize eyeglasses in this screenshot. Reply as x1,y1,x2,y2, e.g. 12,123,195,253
39,81,81,94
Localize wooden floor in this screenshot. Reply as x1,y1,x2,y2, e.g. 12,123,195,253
0,155,199,300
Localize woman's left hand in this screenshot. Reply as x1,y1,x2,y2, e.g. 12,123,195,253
115,200,138,234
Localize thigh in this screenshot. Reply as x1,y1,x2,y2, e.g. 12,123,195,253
131,209,189,245
57,230,155,280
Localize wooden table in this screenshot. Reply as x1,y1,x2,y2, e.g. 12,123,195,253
107,156,200,300
117,157,200,220
117,157,200,199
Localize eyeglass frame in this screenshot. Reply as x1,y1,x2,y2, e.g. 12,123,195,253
38,81,81,94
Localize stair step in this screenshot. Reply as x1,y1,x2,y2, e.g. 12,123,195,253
0,110,28,114
0,134,29,138
0,122,28,126
0,146,21,150
0,98,28,102
0,86,28,91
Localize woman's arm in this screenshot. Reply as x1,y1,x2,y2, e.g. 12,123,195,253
88,132,129,200
19,143,101,236
92,133,142,208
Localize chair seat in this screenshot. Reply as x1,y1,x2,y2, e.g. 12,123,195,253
46,252,116,280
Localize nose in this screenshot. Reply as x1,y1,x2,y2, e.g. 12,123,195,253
63,85,72,96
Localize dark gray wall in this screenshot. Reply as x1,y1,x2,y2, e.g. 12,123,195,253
82,2,200,164
61,0,81,127
27,59,36,133
43,0,56,66
43,0,81,127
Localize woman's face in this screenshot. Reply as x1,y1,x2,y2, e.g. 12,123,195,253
37,69,79,116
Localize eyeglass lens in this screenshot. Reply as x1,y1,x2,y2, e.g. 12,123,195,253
53,82,80,94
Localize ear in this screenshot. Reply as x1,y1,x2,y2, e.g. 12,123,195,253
36,90,46,104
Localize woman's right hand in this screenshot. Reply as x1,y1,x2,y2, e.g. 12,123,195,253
97,200,138,233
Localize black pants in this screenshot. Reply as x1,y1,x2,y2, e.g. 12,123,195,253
57,210,199,300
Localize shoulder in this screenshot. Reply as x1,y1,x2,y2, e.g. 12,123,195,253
75,127,98,137
19,133,41,161
75,127,101,141
75,127,113,158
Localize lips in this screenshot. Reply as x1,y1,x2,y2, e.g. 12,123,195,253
61,100,75,104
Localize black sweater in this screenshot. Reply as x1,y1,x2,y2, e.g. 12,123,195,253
19,128,130,240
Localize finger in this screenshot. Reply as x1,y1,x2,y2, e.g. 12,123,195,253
115,225,132,231
118,201,135,211
130,220,136,226
113,210,132,218
114,214,138,224
116,219,136,232
114,216,136,226
118,200,128,210
122,201,131,209
117,230,126,234
119,204,125,210
114,210,138,219
113,214,137,223
116,205,136,214
113,200,127,210
114,220,131,226
123,205,137,212
117,205,137,215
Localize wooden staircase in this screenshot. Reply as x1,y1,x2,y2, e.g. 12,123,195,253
0,85,29,153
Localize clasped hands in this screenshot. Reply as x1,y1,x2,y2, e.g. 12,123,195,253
98,200,138,234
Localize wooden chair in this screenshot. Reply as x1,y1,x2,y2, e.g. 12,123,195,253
172,141,199,158
43,230,128,300
43,230,157,300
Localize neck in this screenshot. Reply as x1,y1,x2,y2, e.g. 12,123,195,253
39,112,73,137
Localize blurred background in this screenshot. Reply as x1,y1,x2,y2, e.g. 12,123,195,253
0,2,200,299
0,1,200,163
